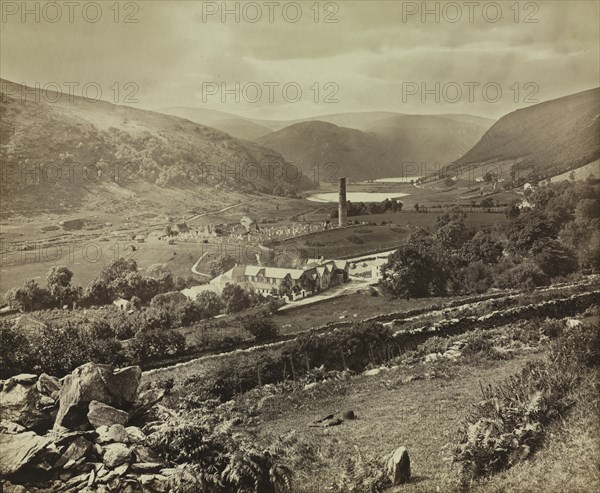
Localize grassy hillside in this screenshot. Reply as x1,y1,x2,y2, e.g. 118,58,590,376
0,80,310,216
255,115,492,181
159,106,274,140
256,121,400,181
443,88,600,184
159,108,493,181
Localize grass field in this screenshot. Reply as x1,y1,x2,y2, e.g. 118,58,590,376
271,224,410,259
350,211,508,228
251,354,537,492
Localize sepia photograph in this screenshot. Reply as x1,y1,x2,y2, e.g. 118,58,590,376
0,1,599,491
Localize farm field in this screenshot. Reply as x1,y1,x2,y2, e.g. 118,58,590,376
350,211,508,228
0,235,208,293
271,224,410,259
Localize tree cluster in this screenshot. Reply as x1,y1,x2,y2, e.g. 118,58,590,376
380,179,600,299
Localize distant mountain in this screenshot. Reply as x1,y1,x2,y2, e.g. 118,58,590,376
444,88,600,183
255,115,493,181
256,121,399,181
282,111,494,133
0,80,310,215
159,107,274,140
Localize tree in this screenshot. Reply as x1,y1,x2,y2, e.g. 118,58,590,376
99,258,138,283
128,327,185,362
82,278,113,306
241,313,279,342
195,291,224,319
221,284,251,314
45,266,73,290
208,255,237,278
45,266,79,307
461,231,504,265
5,280,52,312
435,211,473,252
505,210,557,254
531,240,578,278
146,263,175,293
380,244,442,299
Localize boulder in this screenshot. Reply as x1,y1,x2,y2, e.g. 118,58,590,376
102,443,131,469
342,410,356,420
386,446,411,485
364,368,382,376
110,367,142,404
0,381,52,431
4,374,38,390
424,352,442,363
132,445,160,463
125,426,146,444
0,420,27,434
54,436,93,468
0,432,52,475
443,349,462,360
87,401,129,428
129,388,165,421
96,424,130,444
36,373,62,399
54,363,141,430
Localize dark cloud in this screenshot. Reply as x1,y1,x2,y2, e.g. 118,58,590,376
1,0,598,119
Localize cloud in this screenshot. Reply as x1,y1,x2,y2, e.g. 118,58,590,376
1,0,598,120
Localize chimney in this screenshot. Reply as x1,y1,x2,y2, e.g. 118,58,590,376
338,177,347,227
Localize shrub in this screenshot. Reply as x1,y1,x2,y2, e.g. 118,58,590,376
128,327,186,363
416,335,449,355
147,413,293,493
242,313,279,342
452,320,598,485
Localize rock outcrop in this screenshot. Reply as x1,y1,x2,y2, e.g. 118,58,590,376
0,363,167,492
386,446,411,485
54,363,141,430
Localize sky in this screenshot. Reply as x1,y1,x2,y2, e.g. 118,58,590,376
1,0,599,120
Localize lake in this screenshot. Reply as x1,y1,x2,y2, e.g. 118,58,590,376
373,176,422,183
305,191,410,203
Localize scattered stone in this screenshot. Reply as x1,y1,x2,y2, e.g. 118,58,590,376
96,424,130,444
0,431,52,475
424,352,443,363
110,367,143,405
113,463,130,476
131,462,162,472
47,430,98,447
10,373,39,386
54,436,93,468
125,426,146,444
386,446,411,485
87,401,129,428
102,443,131,468
303,382,318,390
364,368,382,376
342,410,356,420
443,349,462,360
132,445,160,463
566,318,583,328
0,420,27,434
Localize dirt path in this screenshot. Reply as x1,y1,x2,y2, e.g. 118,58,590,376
187,199,258,222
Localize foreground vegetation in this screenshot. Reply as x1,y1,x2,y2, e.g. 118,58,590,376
140,308,598,492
